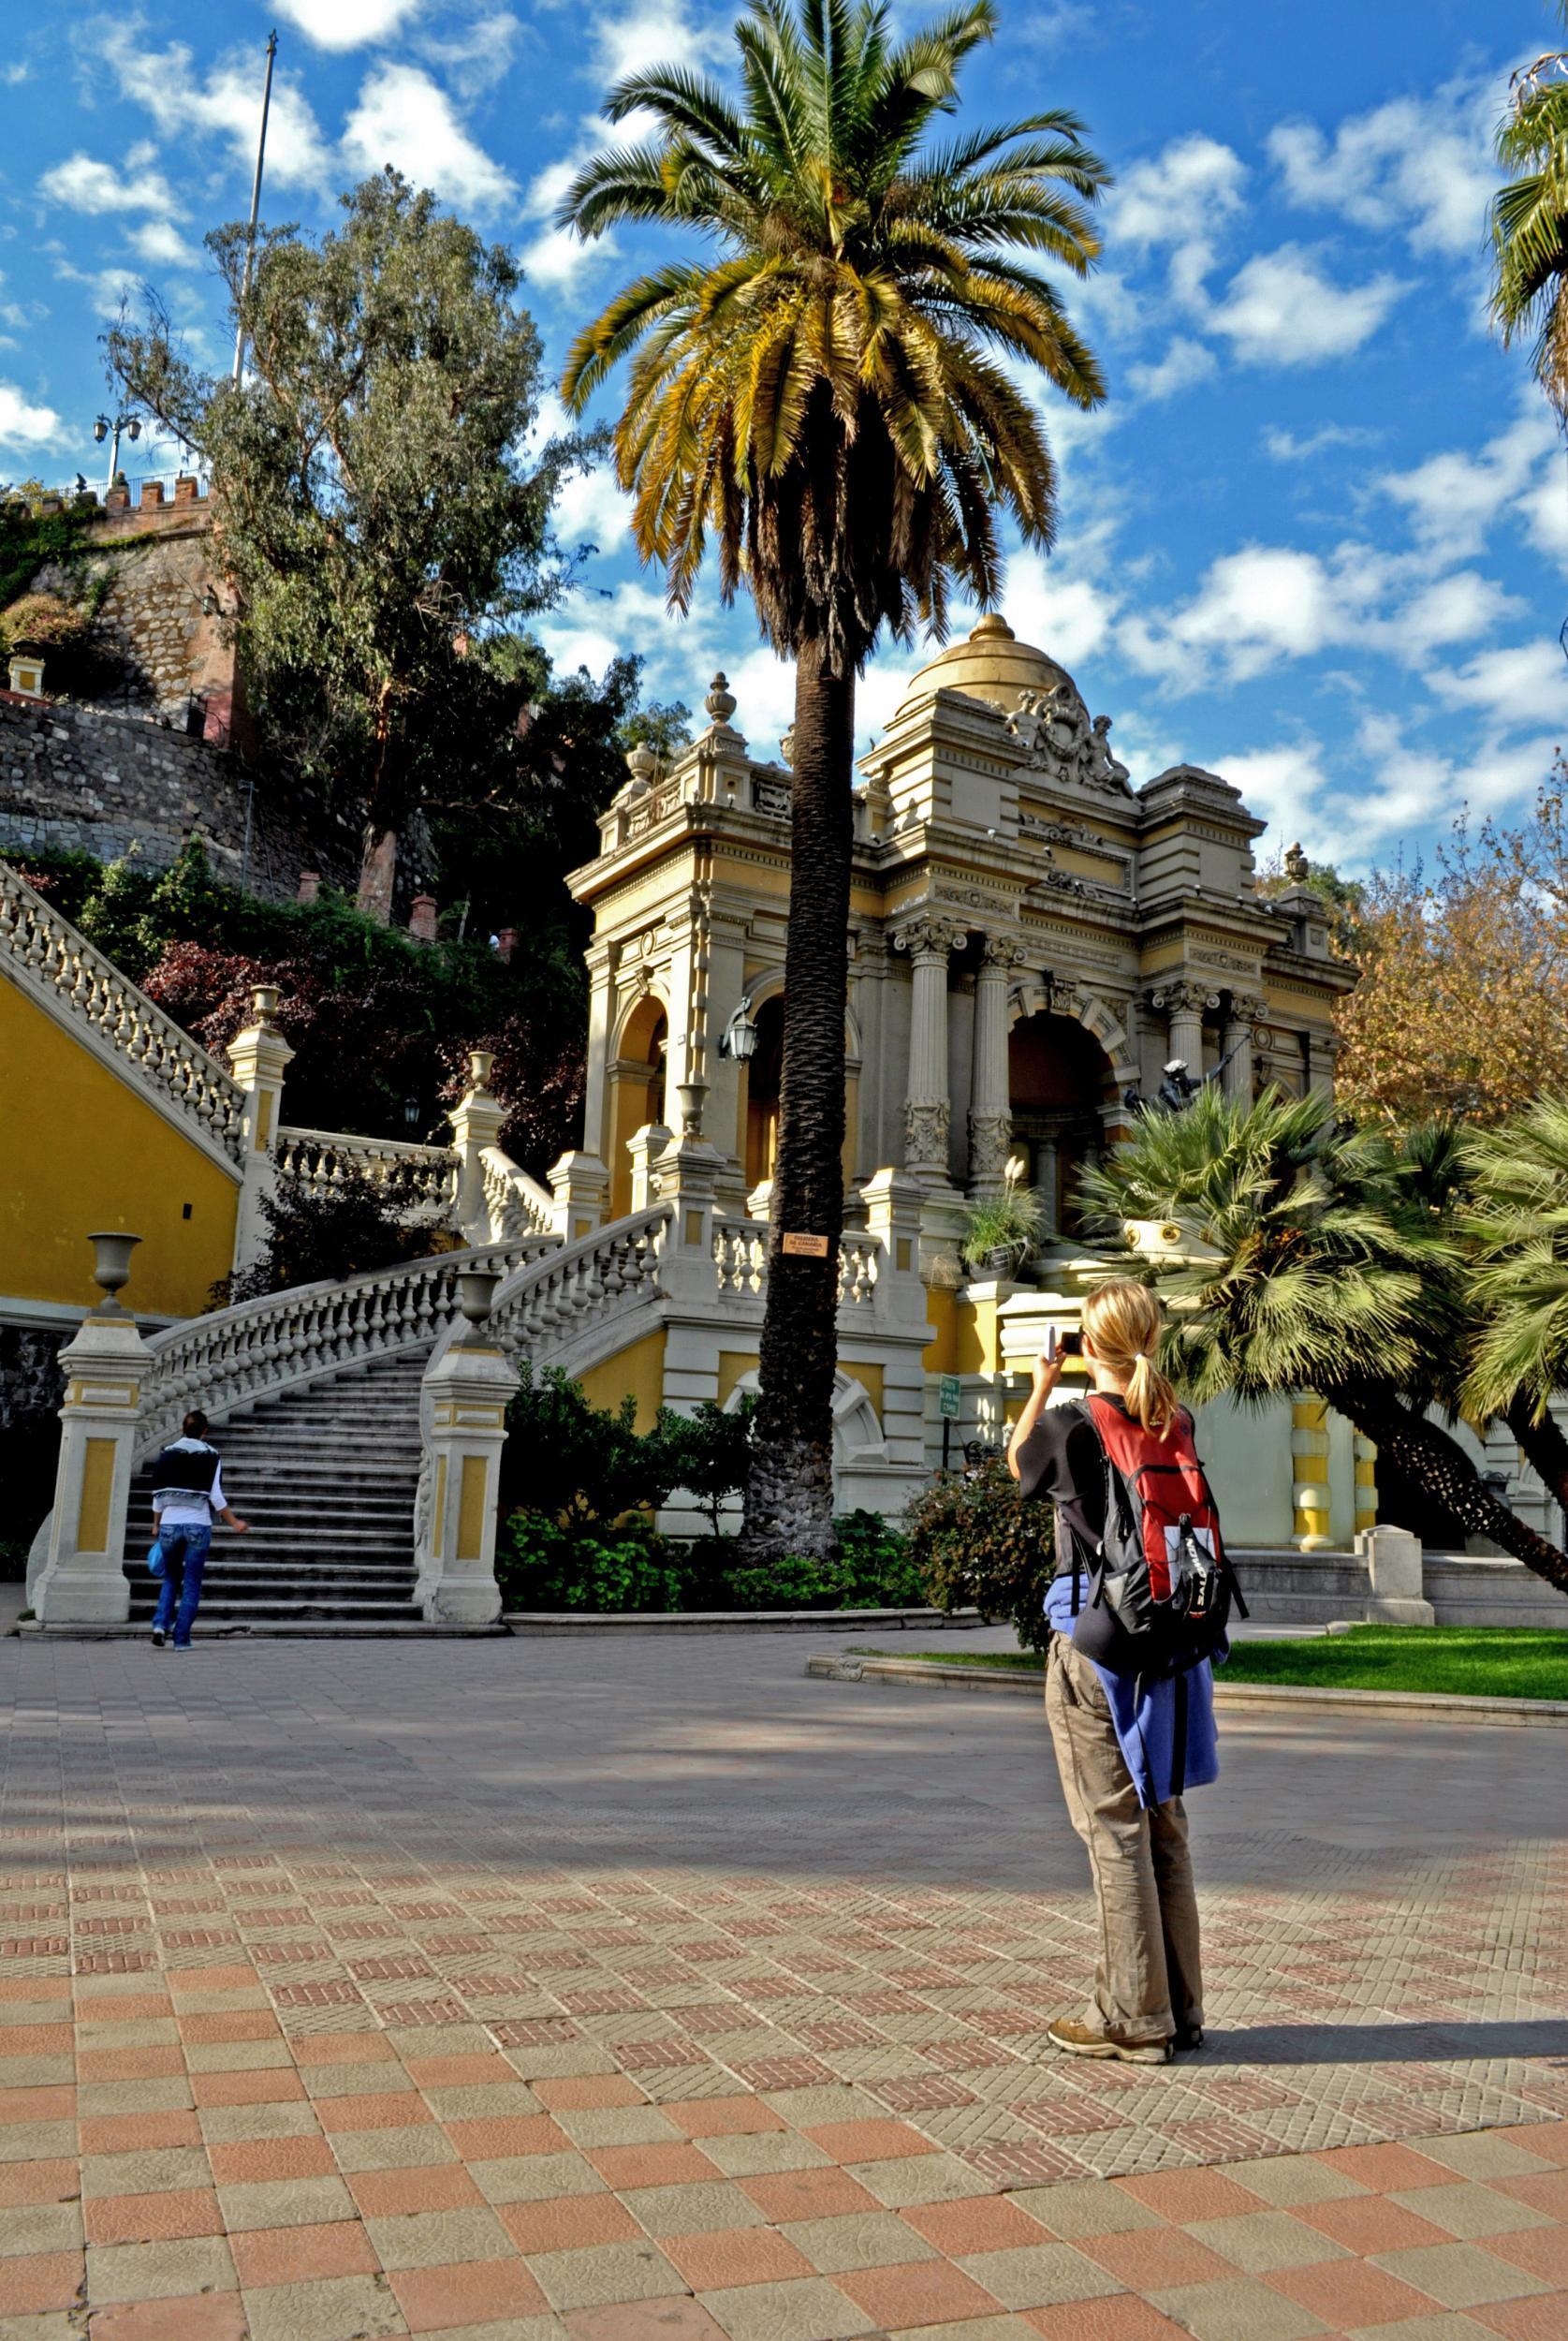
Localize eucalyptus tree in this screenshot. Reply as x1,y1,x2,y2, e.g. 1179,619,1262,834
107,169,584,917
1081,1087,1568,1594
557,0,1109,1555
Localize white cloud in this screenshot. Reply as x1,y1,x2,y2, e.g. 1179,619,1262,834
272,0,423,51
592,0,727,86
995,545,1120,673
1126,544,1362,686
418,9,525,98
1263,422,1378,462
1268,82,1495,259
1216,741,1334,841
0,382,63,447
521,223,613,290
126,220,203,270
1426,641,1568,735
1126,336,1217,403
37,153,181,215
1109,133,1246,307
1380,405,1558,560
343,65,518,213
1207,244,1402,366
553,462,634,552
1399,572,1523,661
103,29,335,194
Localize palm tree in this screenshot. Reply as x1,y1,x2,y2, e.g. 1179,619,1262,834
1461,1098,1568,1514
558,0,1108,1556
1490,16,1568,415
1080,1087,1568,1595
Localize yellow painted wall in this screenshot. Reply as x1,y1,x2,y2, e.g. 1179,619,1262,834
923,1287,958,1373
0,977,240,1318
716,1349,758,1409
579,1329,667,1432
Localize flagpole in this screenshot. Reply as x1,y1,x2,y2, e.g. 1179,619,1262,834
231,30,278,385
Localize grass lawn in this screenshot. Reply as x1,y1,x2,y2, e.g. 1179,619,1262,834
848,1627,1568,1701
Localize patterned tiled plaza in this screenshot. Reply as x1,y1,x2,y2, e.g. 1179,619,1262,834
0,1629,1564,2341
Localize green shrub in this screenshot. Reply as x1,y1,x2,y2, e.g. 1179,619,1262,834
499,1362,680,1527
904,1459,1054,1651
498,1511,684,1612
723,1551,850,1609
656,1397,754,1532
834,1509,925,1605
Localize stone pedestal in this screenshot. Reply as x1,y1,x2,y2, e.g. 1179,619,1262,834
447,1051,507,1244
860,1170,931,1339
417,1341,520,1626
628,1123,674,1213
548,1151,610,1244
1358,1524,1433,1626
227,987,294,1272
654,1135,724,1309
34,1313,153,1624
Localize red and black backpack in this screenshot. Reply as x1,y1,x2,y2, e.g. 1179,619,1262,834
1066,1395,1247,1680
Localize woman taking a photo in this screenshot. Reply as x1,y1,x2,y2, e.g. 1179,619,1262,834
1007,1275,1223,2067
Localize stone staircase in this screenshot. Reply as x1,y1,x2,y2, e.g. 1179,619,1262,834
122,1355,442,1637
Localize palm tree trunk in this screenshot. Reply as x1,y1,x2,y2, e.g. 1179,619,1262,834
742,638,855,1563
1338,1379,1568,1596
1507,1394,1568,1520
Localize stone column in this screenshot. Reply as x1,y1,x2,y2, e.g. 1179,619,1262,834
1036,1139,1060,1237
1354,1433,1378,1537
627,1123,674,1212
893,918,960,1184
580,942,614,1161
655,1133,725,1310
447,1051,507,1244
227,986,294,1273
1151,979,1217,1082
1291,1393,1332,1551
1224,993,1265,1103
548,1151,610,1243
967,937,1021,1197
34,1257,153,1626
418,1336,519,1627
1358,1525,1433,1626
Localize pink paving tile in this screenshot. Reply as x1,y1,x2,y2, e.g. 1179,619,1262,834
1482,2226,1568,2284
1506,2127,1568,2168
390,2256,550,2330
1265,2254,1444,2326
315,2091,432,2132
0,2252,83,2316
0,2158,79,2205
658,2226,816,2291
1293,2191,1454,2252
562,2303,729,2340
348,2164,486,2216
804,2118,941,2163
533,2075,649,2111
1116,2170,1266,2222
1079,2226,1239,2289
901,2196,1054,2255
190,2069,303,2107
667,2095,786,2138
176,2010,282,2043
0,2085,75,2123
498,2195,643,2253
229,2218,380,2287
740,2167,882,2222
1471,2296,1568,2340
78,2045,184,2081
83,2188,225,2245
289,2032,396,2065
209,2138,337,2182
586,2142,720,2189
1496,2171,1568,2217
1311,2142,1454,2189
838,2258,1008,2330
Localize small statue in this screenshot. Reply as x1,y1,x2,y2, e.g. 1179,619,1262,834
1283,839,1310,884
1123,1049,1242,1117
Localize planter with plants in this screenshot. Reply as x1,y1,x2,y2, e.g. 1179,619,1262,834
960,1179,1043,1277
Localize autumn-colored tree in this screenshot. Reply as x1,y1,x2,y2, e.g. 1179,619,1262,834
1334,783,1568,1127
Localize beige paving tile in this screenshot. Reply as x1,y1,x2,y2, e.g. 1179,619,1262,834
327,2126,455,2173
84,2233,238,2303
758,2087,880,2128
199,2101,323,2144
1406,2134,1560,2181
553,2107,685,2148
1186,2208,1347,2273
0,2204,82,2256
867,2320,1036,2341
1148,2275,1332,2341
1386,2181,1558,2239
0,2314,84,2341
469,2152,608,2204
846,2152,994,2207
81,2149,211,2198
699,2132,829,2179
78,2080,192,2116
0,2128,76,2167
184,2039,295,2073
403,2322,565,2341
300,2064,413,2100
781,2209,939,2275
361,2204,514,2271
694,2276,878,2340
1013,2179,1166,2237
1342,2319,1502,2341
954,2242,1122,2309
418,2083,543,2121
1216,2156,1369,2208
242,2273,406,2341
1367,2239,1555,2306
527,2238,687,2311
218,2176,358,2231
621,2180,765,2236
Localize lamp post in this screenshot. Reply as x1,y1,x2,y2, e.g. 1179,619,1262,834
717,995,759,1063
93,410,141,497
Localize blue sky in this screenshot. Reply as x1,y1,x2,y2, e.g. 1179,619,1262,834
1,0,1562,874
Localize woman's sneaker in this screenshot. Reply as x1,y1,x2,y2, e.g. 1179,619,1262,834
1047,2018,1171,2065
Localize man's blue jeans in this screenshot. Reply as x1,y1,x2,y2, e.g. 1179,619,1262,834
153,1525,212,1646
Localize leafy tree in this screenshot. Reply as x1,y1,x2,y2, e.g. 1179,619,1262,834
106,170,592,915
213,1159,443,1305
1080,1085,1568,1596
1333,787,1568,1128
655,1397,755,1535
1491,12,1568,414
558,0,1107,1558
905,1458,1054,1649
1253,851,1368,958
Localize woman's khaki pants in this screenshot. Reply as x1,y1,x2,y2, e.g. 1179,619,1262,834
1045,1633,1204,2042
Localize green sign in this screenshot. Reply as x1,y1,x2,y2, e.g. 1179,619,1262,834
938,1374,962,1421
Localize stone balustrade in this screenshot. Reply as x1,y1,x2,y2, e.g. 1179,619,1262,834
478,1144,555,1241
1,858,246,1161
275,1125,459,1218
711,1221,879,1313
484,1206,673,1360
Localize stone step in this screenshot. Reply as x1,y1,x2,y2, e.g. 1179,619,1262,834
128,1594,423,1621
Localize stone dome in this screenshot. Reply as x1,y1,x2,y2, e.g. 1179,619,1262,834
897,612,1078,718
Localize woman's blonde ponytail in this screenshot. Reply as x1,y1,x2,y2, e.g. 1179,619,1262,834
1082,1279,1178,1433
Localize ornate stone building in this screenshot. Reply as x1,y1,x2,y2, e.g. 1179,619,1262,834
570,612,1354,1254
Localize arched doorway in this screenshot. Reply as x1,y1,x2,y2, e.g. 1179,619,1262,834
608,995,667,1218
1007,1010,1117,1240
743,995,784,1192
